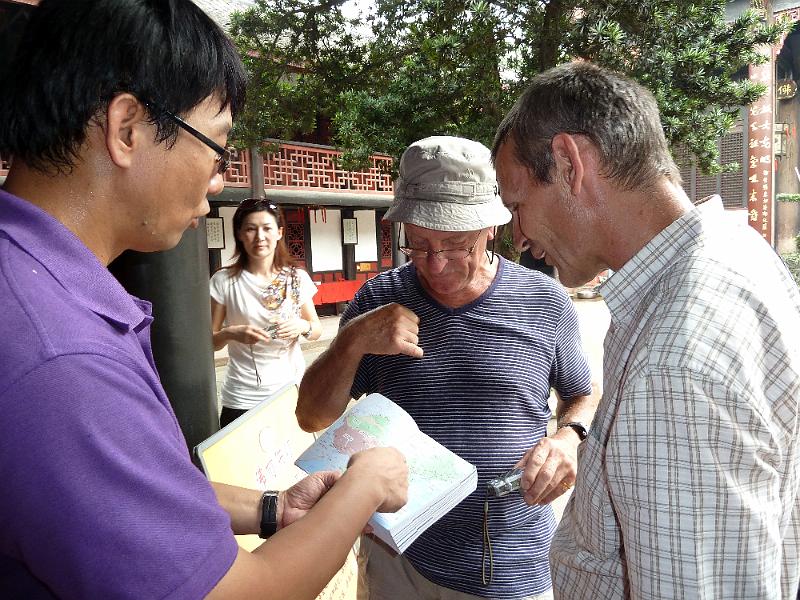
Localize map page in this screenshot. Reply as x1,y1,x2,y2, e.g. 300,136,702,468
295,393,478,553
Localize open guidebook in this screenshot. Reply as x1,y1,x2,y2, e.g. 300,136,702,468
295,393,478,554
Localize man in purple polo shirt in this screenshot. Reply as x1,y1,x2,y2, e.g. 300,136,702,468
0,1,407,598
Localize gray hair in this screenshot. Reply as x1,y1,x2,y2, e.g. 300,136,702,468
492,61,681,190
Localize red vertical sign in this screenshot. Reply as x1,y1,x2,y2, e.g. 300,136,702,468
747,57,775,245
746,1,775,245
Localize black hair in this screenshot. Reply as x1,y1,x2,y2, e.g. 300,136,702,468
493,61,680,191
0,0,247,174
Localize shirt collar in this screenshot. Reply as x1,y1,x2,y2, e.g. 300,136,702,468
0,188,151,331
600,195,723,324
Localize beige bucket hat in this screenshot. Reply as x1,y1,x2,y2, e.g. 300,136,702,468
384,136,512,231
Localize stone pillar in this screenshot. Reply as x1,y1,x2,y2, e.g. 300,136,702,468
250,146,265,199
109,224,218,463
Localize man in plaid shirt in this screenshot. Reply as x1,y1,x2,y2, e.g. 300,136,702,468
493,61,800,599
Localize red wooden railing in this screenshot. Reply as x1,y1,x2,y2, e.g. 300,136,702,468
2,142,394,196
260,142,393,194
221,148,250,188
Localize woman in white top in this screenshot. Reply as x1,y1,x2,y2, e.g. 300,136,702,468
210,199,321,427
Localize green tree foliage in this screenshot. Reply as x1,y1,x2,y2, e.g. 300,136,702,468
570,2,787,174
231,0,788,175
228,0,368,150
332,0,512,168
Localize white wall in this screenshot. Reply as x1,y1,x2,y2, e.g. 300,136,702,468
353,210,378,262
310,208,343,272
217,206,238,267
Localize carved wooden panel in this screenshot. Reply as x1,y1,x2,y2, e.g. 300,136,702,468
285,223,305,260
222,148,250,187
381,221,392,260
263,143,393,193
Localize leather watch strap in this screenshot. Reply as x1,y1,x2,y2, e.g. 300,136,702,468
558,421,589,441
259,491,279,539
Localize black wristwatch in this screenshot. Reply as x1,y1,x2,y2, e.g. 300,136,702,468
301,320,313,339
558,421,589,441
259,491,279,539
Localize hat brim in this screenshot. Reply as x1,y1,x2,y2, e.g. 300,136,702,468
384,196,512,231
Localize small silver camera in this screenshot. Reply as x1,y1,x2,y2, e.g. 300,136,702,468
264,323,279,339
486,467,523,497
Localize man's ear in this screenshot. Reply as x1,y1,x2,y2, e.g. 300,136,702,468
486,225,496,242
104,93,148,169
551,133,585,196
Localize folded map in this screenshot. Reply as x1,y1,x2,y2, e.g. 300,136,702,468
295,393,478,553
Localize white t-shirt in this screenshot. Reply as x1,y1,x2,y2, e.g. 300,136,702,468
210,266,317,409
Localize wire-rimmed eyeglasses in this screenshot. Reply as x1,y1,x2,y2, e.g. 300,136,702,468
397,224,484,261
144,101,231,175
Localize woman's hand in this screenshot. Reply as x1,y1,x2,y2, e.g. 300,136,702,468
273,318,311,340
224,324,273,345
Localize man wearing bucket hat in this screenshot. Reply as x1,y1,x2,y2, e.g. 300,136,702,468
297,136,597,599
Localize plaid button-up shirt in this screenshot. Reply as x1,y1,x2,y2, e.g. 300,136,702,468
551,196,800,599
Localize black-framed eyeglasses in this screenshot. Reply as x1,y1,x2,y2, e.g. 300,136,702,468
144,101,231,175
397,224,484,261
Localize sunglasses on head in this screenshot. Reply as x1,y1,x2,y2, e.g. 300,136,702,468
239,198,279,212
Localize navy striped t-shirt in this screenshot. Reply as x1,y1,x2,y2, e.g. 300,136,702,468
342,257,593,598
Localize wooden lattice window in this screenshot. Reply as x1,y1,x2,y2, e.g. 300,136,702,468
221,148,249,187
720,130,745,210
671,121,746,209
381,221,392,260
676,147,693,190
286,223,305,260
695,171,719,201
